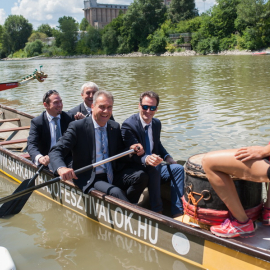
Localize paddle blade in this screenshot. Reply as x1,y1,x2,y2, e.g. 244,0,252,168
0,178,35,217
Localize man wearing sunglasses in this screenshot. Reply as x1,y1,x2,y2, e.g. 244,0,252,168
27,90,78,169
121,91,184,220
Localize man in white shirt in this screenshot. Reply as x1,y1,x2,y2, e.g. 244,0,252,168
27,90,76,169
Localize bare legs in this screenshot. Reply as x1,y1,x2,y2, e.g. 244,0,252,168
202,149,270,223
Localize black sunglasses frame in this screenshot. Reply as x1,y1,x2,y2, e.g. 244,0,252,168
140,104,157,111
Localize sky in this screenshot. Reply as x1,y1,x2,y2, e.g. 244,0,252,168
0,0,216,29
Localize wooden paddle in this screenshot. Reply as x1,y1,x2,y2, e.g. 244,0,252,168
0,149,134,217
0,165,45,217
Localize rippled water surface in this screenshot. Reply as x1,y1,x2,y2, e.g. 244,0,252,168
1,56,270,160
1,55,270,269
0,174,201,270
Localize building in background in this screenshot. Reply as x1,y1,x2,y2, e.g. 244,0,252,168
83,0,171,29
83,0,129,29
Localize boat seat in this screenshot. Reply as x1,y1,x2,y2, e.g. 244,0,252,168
0,122,20,141
7,130,28,149
18,153,31,159
0,118,21,124
0,135,28,151
0,138,27,145
0,126,30,133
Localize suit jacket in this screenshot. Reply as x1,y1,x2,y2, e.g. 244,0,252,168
69,102,115,121
68,102,88,116
27,111,75,164
49,117,128,193
121,113,168,165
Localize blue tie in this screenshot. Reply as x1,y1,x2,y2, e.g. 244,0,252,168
99,127,114,184
52,117,61,142
145,125,151,155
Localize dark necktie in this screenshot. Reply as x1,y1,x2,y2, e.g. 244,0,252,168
52,117,61,142
98,127,114,184
145,125,151,155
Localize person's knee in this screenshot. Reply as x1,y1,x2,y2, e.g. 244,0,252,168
109,186,126,199
202,153,218,172
135,171,149,188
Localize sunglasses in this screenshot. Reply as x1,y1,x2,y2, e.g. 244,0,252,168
141,104,157,111
43,90,59,102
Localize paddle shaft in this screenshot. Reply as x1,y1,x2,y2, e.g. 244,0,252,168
0,149,134,205
29,164,45,185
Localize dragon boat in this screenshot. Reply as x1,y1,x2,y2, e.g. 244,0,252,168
0,103,269,270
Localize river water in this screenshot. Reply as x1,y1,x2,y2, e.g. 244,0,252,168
1,55,270,269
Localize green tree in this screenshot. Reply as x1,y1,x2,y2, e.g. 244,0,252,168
28,32,47,42
2,15,33,56
235,0,270,49
121,0,167,52
102,11,125,53
102,28,119,54
80,18,89,31
76,32,90,54
190,0,240,53
24,40,44,57
56,16,78,55
37,24,53,37
0,25,3,44
175,16,202,33
0,25,4,58
103,10,125,36
236,0,265,30
51,28,62,47
147,28,168,53
168,0,197,23
210,0,239,38
85,25,101,53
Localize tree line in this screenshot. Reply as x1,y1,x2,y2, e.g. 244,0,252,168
0,0,270,58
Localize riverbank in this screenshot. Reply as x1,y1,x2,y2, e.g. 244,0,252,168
1,49,266,61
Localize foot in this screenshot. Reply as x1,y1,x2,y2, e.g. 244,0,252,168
210,218,255,238
262,207,270,226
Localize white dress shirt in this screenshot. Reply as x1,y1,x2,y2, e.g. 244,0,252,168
34,112,61,165
84,102,92,114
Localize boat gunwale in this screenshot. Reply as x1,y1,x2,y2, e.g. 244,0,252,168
0,104,35,120
0,104,270,264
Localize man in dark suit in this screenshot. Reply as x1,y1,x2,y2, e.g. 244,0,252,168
121,91,184,220
69,82,114,121
49,90,148,203
27,90,75,168
68,82,99,116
